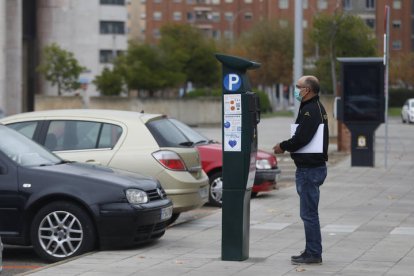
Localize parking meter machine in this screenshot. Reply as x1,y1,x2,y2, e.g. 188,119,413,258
215,54,261,261
337,57,385,167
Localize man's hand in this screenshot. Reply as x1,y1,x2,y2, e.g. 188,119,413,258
273,143,285,154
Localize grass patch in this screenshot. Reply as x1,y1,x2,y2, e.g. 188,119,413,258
388,107,401,117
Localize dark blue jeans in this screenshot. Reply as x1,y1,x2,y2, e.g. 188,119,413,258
295,166,327,257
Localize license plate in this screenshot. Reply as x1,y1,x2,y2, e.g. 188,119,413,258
199,186,208,199
160,206,173,221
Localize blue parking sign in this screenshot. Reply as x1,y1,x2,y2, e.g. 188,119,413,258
224,74,241,92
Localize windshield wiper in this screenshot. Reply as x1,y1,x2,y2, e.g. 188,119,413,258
194,140,208,145
179,141,194,147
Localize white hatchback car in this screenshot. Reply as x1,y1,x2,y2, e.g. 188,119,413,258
0,110,209,223
401,98,414,124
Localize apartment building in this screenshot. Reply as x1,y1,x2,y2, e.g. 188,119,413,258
343,0,413,56
143,0,413,57
35,0,128,97
143,0,340,44
128,0,146,42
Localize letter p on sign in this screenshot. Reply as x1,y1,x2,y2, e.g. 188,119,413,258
224,74,241,92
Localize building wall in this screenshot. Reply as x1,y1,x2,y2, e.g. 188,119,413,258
37,0,128,97
0,0,23,116
128,0,146,42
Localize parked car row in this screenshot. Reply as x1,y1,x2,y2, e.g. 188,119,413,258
0,109,281,263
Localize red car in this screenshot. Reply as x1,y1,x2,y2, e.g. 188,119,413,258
170,119,281,207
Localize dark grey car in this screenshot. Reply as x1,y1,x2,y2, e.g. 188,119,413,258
0,125,173,262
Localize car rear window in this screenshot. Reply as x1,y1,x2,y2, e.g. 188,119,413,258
146,118,192,147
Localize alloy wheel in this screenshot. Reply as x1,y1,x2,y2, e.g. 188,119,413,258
38,211,83,258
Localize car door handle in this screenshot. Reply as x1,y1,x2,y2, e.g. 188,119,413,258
85,160,101,165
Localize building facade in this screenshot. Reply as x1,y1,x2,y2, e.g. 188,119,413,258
143,0,413,57
0,1,23,116
37,0,128,97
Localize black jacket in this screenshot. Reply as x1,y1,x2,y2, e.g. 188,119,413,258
280,96,329,168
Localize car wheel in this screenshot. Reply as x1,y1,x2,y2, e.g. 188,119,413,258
402,116,406,123
209,172,223,207
251,192,258,198
30,201,96,263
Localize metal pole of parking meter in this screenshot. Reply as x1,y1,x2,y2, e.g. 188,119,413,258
215,54,260,261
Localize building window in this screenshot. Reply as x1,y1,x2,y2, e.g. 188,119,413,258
99,50,123,63
392,40,402,50
212,0,220,4
173,12,182,21
224,12,233,21
224,0,233,3
317,0,328,10
279,0,288,9
100,21,125,34
303,0,308,9
153,11,162,20
244,0,252,3
365,18,375,29
392,20,401,29
303,20,308,29
212,30,221,39
393,0,401,9
153,29,160,39
211,12,220,22
366,0,375,10
154,0,162,3
244,12,253,20
100,0,125,5
343,0,352,10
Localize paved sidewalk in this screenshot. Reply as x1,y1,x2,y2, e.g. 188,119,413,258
25,118,414,276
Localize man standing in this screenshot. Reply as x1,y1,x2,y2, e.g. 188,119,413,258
273,75,329,265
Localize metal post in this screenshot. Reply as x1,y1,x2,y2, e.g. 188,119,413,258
384,5,390,168
293,0,303,118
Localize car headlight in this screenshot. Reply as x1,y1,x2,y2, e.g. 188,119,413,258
256,159,271,170
126,189,148,204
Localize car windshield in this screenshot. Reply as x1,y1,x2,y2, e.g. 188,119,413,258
411,101,414,108
169,119,210,145
0,126,62,167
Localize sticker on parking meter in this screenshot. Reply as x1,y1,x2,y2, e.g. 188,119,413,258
224,133,241,152
224,114,242,152
224,94,242,114
223,114,242,133
224,74,241,92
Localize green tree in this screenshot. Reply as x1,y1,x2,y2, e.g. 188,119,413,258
237,20,294,87
37,43,86,95
93,67,124,96
311,13,377,94
159,24,220,92
116,42,185,97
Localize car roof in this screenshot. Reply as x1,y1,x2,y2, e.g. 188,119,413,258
1,109,165,124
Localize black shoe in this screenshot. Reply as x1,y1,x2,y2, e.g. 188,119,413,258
291,251,307,260
291,252,322,265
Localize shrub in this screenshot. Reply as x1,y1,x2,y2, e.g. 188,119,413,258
388,89,414,107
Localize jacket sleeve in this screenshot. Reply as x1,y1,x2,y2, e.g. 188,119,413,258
279,105,321,152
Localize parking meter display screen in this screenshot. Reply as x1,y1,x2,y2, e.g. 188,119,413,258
343,64,384,122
